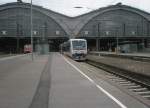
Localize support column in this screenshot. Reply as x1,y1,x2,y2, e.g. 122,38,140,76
147,38,150,48
16,23,20,53
16,38,20,53
142,38,145,49
96,38,99,51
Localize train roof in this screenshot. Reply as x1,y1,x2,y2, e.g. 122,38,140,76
69,39,86,41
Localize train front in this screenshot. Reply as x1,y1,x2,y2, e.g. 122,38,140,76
71,39,87,61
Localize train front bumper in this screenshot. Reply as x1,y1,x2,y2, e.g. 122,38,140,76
72,53,86,60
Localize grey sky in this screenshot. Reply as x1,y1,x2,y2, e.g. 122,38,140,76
0,0,150,17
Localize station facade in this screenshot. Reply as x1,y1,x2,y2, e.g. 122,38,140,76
0,2,150,53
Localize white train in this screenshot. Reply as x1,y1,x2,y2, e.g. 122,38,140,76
60,39,87,61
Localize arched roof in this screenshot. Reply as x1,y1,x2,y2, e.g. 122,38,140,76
0,2,73,37
0,2,150,37
70,4,150,36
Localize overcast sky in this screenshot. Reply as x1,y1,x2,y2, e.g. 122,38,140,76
0,0,150,17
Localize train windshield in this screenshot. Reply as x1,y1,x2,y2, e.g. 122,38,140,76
72,40,86,50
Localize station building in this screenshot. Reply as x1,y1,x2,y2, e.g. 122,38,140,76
0,2,150,53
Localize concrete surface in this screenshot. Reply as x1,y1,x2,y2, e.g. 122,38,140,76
49,53,123,108
90,51,150,58
0,52,149,108
69,60,149,108
0,54,49,108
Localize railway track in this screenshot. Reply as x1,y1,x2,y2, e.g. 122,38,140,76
84,59,150,105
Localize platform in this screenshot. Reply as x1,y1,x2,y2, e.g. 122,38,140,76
48,53,149,108
89,51,150,58
0,53,149,108
86,53,150,77
0,54,49,108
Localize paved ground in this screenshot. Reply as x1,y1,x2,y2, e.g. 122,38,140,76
0,54,49,108
0,54,17,58
68,58,149,108
47,53,149,108
0,53,149,108
48,53,121,108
